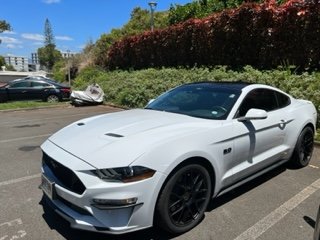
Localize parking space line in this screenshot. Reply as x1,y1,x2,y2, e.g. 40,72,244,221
233,178,320,240
0,134,51,143
0,174,41,187
309,164,319,169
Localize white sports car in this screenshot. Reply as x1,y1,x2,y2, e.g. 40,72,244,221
40,82,317,234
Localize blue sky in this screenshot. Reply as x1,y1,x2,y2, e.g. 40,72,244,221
0,0,191,59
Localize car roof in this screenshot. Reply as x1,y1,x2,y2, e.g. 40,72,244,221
185,81,252,91
8,78,64,87
10,78,55,83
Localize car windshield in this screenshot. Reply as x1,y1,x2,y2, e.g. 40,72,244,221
146,83,241,120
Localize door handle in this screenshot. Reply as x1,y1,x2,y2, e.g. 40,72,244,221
22,91,27,93
279,119,287,129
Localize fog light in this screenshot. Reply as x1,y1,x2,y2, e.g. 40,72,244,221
92,197,139,210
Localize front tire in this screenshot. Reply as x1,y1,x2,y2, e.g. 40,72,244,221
291,126,314,168
155,164,212,234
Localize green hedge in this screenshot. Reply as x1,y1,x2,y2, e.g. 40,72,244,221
74,66,320,125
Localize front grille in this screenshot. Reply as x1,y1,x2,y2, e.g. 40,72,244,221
42,152,86,194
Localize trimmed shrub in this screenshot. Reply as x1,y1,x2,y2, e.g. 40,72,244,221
74,66,320,126
106,0,320,71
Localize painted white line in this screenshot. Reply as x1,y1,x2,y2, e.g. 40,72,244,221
0,218,22,227
0,134,51,143
0,174,41,187
233,178,320,240
309,164,319,169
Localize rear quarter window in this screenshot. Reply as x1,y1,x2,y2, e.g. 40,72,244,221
275,91,291,108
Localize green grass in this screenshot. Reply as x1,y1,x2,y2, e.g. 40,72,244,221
0,101,70,111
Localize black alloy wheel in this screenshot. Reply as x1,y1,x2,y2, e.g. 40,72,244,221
291,126,314,168
156,164,212,234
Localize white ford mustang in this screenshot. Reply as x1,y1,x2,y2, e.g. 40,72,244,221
40,82,317,234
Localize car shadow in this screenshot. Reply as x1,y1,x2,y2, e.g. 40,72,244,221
207,163,287,211
304,216,316,229
39,164,287,240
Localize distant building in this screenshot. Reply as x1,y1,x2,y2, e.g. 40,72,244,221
26,51,77,72
30,53,41,71
61,51,76,59
4,55,29,72
31,53,39,65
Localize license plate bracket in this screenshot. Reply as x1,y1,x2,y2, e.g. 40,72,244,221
41,174,56,200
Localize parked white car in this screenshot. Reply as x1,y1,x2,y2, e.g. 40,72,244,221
40,82,317,234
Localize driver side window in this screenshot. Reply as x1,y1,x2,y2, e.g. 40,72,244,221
236,89,278,118
10,81,31,88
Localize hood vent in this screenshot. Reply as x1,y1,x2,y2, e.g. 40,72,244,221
77,122,85,126
105,133,124,138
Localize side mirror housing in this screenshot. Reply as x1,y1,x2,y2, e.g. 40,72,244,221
238,108,268,122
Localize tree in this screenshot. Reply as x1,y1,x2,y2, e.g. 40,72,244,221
93,7,169,67
168,0,261,25
37,18,61,71
0,55,5,66
0,20,11,44
44,18,54,46
0,55,15,71
5,64,15,71
0,20,10,33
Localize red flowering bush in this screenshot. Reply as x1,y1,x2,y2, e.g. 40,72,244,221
106,0,320,70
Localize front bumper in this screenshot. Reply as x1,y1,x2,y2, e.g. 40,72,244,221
40,140,166,234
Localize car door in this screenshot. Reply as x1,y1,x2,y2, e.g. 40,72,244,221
7,81,32,100
30,81,51,100
231,88,290,182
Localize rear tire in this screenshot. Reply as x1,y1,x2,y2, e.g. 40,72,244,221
155,164,212,234
290,126,314,168
46,95,59,103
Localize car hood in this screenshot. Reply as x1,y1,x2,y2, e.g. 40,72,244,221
48,109,221,169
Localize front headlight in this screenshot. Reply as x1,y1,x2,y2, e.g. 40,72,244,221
92,166,156,183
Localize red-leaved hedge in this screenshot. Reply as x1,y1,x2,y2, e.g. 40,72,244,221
106,0,320,70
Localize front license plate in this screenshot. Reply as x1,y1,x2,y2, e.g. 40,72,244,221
41,174,56,200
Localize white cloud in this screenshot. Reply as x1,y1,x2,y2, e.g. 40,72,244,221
21,33,44,41
0,36,22,44
3,31,16,35
56,36,73,41
42,0,61,4
6,44,15,49
6,44,23,49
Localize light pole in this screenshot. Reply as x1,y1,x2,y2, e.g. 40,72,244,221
67,50,71,86
148,1,157,31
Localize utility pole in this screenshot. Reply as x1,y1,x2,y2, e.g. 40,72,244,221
67,50,71,86
148,1,157,31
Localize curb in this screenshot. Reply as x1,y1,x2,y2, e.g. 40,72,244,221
0,104,70,113
0,102,125,113
104,102,129,110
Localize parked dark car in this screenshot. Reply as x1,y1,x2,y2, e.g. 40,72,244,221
0,78,71,103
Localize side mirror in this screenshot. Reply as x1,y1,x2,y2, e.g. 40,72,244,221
238,108,268,122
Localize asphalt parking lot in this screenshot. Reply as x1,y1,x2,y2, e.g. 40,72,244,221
0,105,319,240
